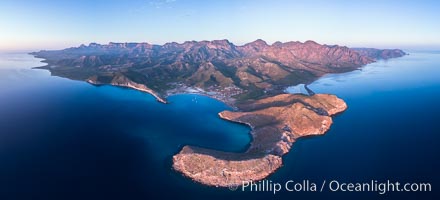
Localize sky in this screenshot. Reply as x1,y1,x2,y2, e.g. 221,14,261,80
0,0,439,51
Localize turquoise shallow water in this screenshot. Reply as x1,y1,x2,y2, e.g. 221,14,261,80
0,52,439,199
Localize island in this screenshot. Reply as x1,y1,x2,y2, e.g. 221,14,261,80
31,39,406,187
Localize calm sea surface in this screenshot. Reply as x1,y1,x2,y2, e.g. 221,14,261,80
0,52,438,199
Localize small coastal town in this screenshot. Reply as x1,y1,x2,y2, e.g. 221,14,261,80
165,83,244,107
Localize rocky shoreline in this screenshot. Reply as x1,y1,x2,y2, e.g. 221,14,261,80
86,74,167,104
172,93,347,187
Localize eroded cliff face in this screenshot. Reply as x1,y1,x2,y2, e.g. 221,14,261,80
172,94,347,187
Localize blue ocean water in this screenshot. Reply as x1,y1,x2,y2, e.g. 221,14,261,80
0,52,438,199
271,52,440,199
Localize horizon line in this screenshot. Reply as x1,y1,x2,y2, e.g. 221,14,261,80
1,39,440,52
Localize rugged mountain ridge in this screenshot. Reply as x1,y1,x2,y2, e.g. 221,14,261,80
32,39,406,103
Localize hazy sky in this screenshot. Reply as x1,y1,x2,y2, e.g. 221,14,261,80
1,0,439,51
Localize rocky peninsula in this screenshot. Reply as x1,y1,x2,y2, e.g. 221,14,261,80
31,39,405,187
173,94,347,187
86,72,167,103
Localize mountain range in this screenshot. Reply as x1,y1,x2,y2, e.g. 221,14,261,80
32,39,406,102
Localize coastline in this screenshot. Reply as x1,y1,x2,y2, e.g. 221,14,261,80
28,46,406,188
60,71,348,187
86,78,168,104
172,93,347,187
29,60,359,187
